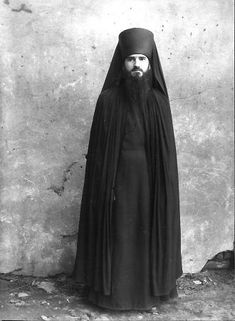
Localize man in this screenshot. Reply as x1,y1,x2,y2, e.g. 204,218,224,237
73,28,182,311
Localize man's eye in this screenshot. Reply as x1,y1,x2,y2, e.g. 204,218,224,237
139,57,146,61
127,57,134,62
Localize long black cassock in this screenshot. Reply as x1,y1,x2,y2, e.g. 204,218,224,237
73,30,182,310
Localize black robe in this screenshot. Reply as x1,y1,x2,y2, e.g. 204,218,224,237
73,84,182,307
73,38,182,309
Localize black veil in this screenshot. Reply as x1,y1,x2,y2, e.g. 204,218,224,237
102,42,168,98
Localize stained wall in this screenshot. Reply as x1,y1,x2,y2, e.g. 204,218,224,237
0,0,233,275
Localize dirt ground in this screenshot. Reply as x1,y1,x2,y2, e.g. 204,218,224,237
0,269,234,321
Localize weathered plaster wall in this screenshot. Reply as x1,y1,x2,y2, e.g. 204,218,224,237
0,0,233,275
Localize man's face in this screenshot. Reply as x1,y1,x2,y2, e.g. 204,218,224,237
124,54,150,78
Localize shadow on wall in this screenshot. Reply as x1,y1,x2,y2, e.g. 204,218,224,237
201,250,234,271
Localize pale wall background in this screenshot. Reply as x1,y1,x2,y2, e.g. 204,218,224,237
0,0,234,276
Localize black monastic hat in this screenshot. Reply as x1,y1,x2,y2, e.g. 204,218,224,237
119,28,154,59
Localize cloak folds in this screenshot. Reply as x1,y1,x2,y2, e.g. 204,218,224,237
73,28,182,298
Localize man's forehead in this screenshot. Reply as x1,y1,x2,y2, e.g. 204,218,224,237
127,54,148,58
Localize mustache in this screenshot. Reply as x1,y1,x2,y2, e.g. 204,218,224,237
132,66,143,72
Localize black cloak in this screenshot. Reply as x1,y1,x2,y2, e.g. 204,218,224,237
73,28,182,298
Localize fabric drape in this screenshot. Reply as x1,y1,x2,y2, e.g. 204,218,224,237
73,35,182,297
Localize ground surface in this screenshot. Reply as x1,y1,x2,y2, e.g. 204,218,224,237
0,270,234,321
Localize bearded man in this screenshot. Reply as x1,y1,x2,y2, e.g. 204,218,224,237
73,28,182,311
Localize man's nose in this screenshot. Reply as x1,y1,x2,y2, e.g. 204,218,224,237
134,58,141,66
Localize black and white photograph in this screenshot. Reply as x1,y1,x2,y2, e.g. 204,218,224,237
0,0,234,320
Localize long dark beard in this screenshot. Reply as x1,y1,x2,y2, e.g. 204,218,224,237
121,68,153,105
119,68,152,129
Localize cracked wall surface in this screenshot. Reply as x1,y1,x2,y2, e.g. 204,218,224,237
0,0,234,275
